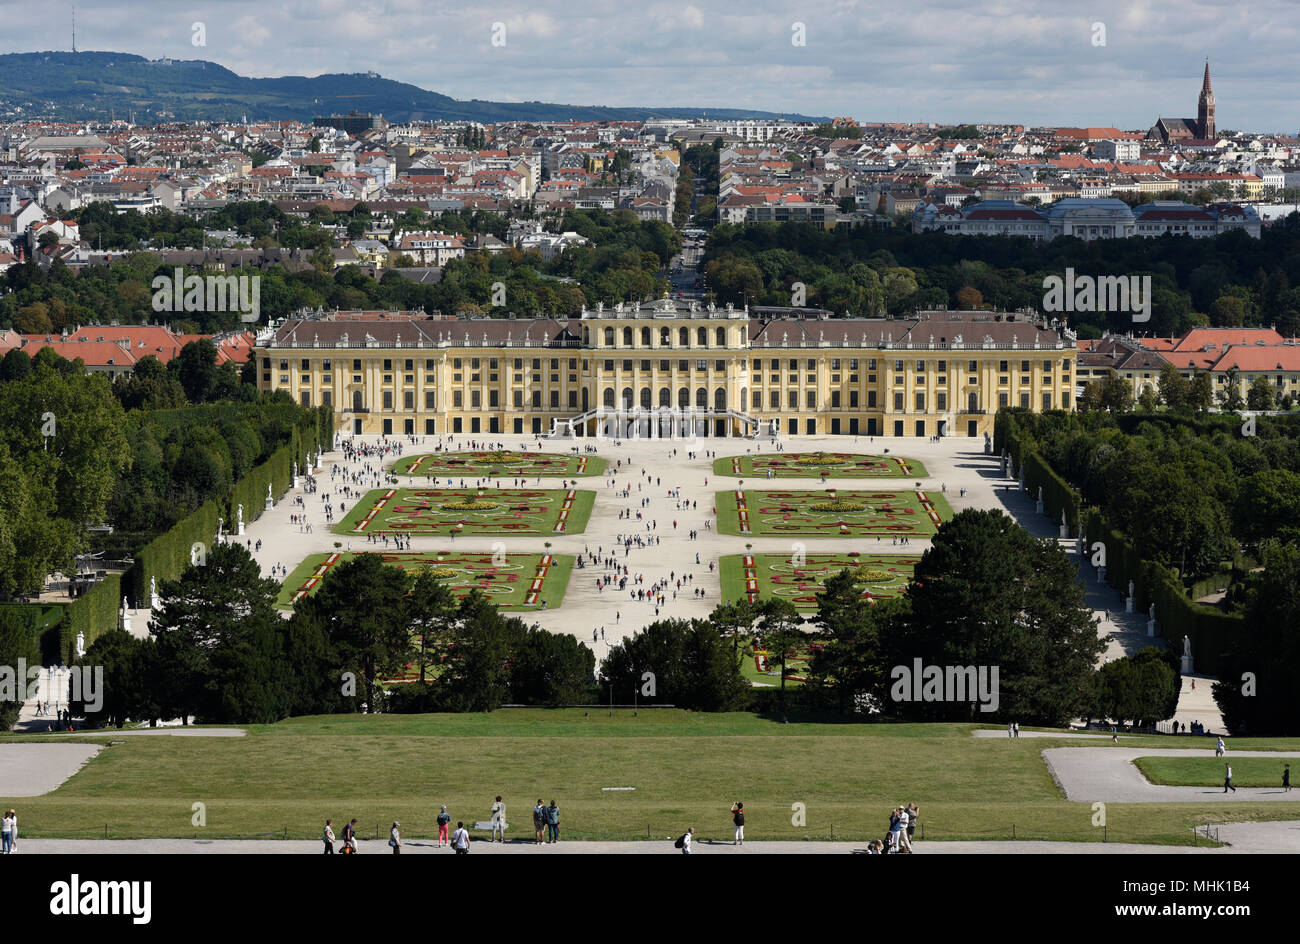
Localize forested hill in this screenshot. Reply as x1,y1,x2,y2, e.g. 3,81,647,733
0,51,824,124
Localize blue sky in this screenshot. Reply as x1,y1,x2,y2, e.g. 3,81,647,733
2,0,1297,131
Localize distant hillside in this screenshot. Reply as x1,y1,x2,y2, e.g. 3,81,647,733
0,51,824,124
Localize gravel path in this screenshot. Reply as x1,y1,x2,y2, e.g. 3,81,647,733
0,743,103,796
1044,747,1300,802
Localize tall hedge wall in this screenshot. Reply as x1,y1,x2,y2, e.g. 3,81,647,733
126,407,325,599
57,572,122,664
229,443,294,530
127,499,222,603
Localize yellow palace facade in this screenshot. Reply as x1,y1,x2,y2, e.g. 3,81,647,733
253,299,1078,440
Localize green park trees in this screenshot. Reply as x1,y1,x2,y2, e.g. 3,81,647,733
0,359,131,596
1090,647,1180,730
1213,541,1300,736
600,618,749,711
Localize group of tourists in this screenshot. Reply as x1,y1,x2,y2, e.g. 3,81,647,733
879,803,919,854
321,795,557,854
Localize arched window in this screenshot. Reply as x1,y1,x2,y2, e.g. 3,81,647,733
621,387,634,409
604,387,615,408
604,327,614,346
697,327,708,347
714,387,727,410
623,326,633,347
968,391,978,413
695,387,708,408
352,390,363,411
583,327,591,345
678,386,690,408
660,327,671,346
640,387,652,409
679,327,689,346
716,327,726,347
659,387,671,407
641,327,651,347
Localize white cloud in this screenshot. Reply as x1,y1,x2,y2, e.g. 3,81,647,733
0,0,1294,128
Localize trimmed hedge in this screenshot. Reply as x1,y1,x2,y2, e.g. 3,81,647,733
127,407,325,600
995,410,1080,533
58,572,122,664
1005,408,1245,676
1140,561,1241,677
127,499,222,603
1082,495,1240,676
229,443,294,530
3,574,123,665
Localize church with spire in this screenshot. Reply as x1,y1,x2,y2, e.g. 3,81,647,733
1149,60,1217,144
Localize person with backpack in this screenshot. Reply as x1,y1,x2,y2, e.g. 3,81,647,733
731,802,745,845
533,799,547,845
322,819,335,854
674,826,694,855
452,821,471,855
341,818,357,854
437,805,452,847
389,821,402,854
546,800,560,843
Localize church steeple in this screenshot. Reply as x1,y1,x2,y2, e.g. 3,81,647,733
1198,59,1216,139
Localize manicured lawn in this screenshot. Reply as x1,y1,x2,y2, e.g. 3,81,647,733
7,712,1293,845
1135,756,1300,788
715,488,952,537
715,451,927,479
719,553,920,609
393,450,606,478
739,640,810,688
277,551,574,611
334,487,596,536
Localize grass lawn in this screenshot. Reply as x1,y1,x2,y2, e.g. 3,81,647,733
719,553,920,609
1134,756,1300,788
277,551,574,611
393,450,606,478
739,641,810,688
334,487,596,536
716,488,953,537
715,452,928,479
7,712,1299,845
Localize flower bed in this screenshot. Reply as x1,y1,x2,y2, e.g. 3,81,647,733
442,499,500,511
810,500,865,513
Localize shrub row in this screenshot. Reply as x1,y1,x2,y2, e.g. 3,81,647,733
56,572,122,664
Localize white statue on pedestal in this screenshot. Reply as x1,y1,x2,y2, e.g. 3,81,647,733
120,598,132,633
266,483,274,509
150,576,159,611
237,504,245,536
75,631,85,658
